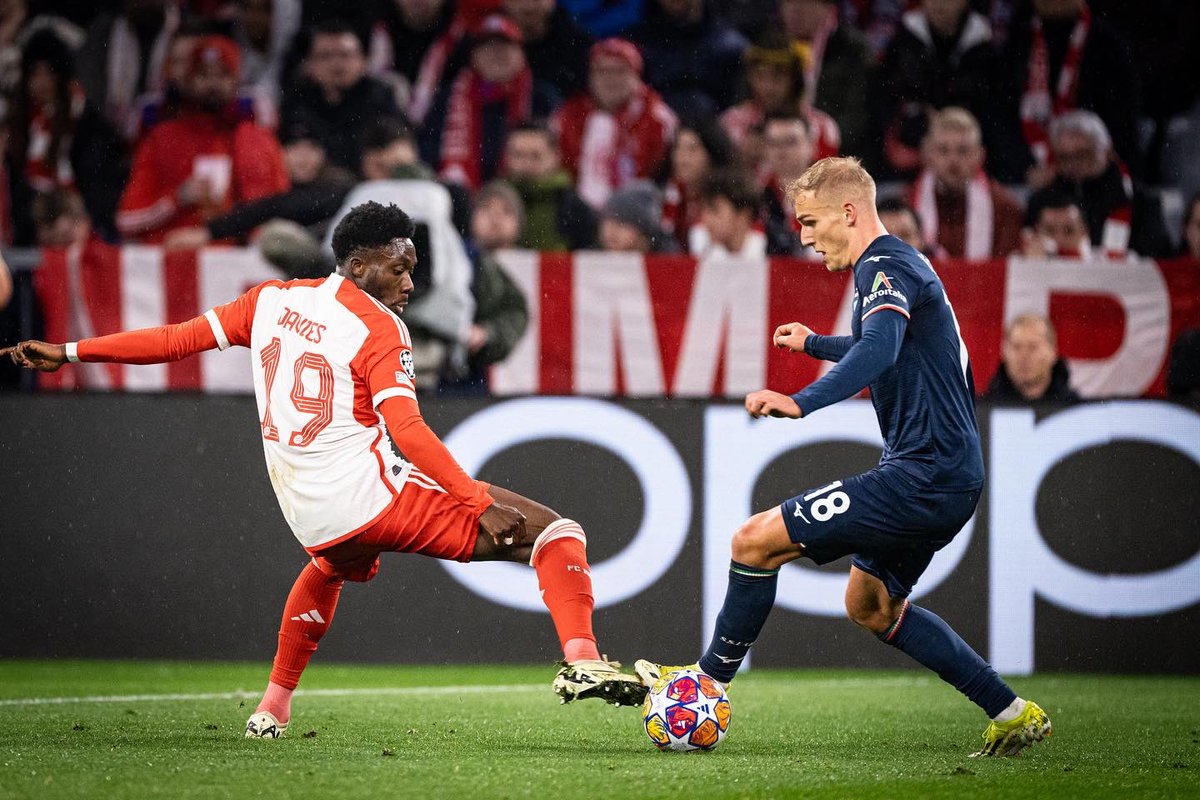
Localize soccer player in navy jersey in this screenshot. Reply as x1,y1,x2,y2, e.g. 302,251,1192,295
637,157,1051,757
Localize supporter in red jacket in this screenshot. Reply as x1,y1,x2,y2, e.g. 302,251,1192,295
554,38,677,210
117,35,289,244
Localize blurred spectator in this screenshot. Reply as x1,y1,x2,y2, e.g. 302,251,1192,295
117,35,289,243
778,0,873,166
421,14,556,192
559,0,645,39
0,2,84,94
162,118,358,254
471,179,524,250
630,0,746,119
77,0,181,133
598,179,676,253
6,30,126,244
837,0,904,58
280,20,404,173
719,31,840,169
555,37,677,209
362,114,473,237
984,313,1079,402
1002,0,1143,183
661,119,737,252
500,121,597,251
1181,194,1200,260
760,113,814,257
441,183,531,394
31,187,92,248
1167,329,1200,401
907,107,1022,260
324,172,476,391
876,0,999,179
1020,190,1092,259
1025,111,1170,258
505,0,594,98
877,194,941,259
690,167,765,258
130,22,277,141
370,0,457,89
230,0,302,100
360,115,419,181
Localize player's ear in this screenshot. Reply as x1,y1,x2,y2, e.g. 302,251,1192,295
843,202,857,225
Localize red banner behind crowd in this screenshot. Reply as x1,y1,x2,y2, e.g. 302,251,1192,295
34,241,1200,397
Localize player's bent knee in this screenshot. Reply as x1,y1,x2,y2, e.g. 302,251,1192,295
529,518,587,566
730,519,772,568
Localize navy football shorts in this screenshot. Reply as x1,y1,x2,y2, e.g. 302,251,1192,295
780,468,980,598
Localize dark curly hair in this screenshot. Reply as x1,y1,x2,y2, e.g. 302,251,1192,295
331,201,416,266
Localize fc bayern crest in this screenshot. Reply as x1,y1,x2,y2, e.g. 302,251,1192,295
400,349,416,381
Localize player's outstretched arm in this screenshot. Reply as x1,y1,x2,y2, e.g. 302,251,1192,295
790,309,907,418
2,341,68,372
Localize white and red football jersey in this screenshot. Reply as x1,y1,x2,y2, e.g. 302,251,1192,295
206,274,420,548
69,271,492,549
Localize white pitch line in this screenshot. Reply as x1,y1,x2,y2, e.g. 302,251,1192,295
0,684,545,708
0,675,932,708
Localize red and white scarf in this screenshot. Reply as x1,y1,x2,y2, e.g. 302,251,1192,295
438,66,532,191
911,168,993,260
1020,3,1091,166
560,84,677,209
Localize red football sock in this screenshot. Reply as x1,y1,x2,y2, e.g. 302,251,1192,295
531,519,600,662
262,561,344,720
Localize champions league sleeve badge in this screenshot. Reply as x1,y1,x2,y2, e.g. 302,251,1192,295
400,349,416,381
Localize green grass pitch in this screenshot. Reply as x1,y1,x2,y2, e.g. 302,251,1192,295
0,661,1196,800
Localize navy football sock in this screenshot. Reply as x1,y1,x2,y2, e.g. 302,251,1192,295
698,560,779,683
880,601,1016,717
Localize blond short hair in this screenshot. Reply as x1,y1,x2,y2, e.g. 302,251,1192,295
786,156,876,207
928,106,982,146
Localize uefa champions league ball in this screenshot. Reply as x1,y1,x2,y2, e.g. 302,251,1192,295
642,669,731,752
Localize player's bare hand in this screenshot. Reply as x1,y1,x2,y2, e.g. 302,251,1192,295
773,322,813,352
745,389,803,419
479,502,527,547
2,340,68,371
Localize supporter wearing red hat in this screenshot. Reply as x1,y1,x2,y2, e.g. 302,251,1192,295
421,13,558,191
186,35,242,114
118,34,289,244
553,38,678,210
473,13,523,45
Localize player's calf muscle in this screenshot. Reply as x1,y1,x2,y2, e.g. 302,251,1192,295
844,578,904,633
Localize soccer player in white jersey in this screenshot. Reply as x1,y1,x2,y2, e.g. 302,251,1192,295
3,201,646,738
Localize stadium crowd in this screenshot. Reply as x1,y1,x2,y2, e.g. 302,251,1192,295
0,0,1198,393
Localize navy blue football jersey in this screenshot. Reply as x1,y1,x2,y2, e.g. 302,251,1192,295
795,235,984,490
